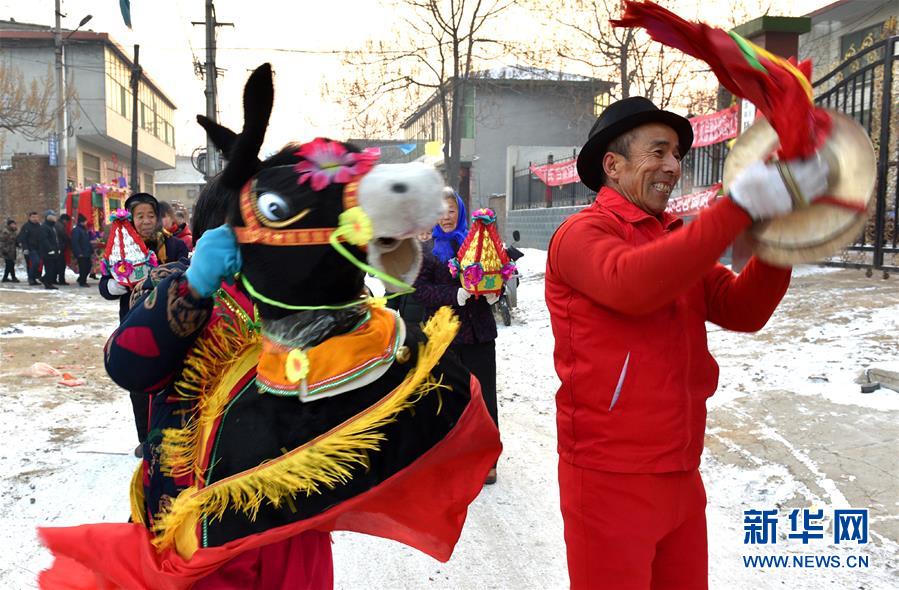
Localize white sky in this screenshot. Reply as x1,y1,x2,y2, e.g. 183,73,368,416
0,0,836,157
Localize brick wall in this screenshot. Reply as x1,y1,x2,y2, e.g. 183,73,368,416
507,205,586,250
0,154,59,224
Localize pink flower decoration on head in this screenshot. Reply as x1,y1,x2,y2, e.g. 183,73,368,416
294,139,379,191
501,262,515,281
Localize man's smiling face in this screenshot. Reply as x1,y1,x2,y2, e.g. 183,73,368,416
603,122,682,216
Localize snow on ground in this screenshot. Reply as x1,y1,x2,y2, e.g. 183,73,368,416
1,257,897,589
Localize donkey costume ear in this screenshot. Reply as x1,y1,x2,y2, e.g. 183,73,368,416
220,63,274,190
197,115,238,155
197,115,262,170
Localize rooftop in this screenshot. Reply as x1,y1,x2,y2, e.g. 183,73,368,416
0,19,176,109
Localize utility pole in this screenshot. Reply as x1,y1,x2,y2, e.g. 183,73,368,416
130,45,141,194
53,0,66,205
204,0,218,178
193,1,232,180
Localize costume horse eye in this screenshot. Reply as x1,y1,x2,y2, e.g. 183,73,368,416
257,192,291,221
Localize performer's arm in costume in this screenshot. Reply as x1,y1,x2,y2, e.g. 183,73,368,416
105,265,213,393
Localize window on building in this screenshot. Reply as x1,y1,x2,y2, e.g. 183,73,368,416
105,48,132,120
461,85,475,139
594,91,611,116
105,48,175,147
83,153,101,186
143,173,154,193
840,22,884,60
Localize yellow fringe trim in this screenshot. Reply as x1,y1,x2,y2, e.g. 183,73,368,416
129,462,147,526
159,312,261,482
151,306,459,553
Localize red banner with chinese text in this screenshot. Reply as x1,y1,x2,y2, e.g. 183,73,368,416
528,106,739,187
529,159,579,187
690,105,739,148
665,183,722,217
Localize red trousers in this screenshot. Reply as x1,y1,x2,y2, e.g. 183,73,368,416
558,462,708,590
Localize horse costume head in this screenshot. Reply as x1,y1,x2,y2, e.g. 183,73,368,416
200,64,444,320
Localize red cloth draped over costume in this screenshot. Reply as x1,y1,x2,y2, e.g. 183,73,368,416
38,375,500,590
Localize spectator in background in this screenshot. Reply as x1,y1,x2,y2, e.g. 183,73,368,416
38,210,62,290
71,214,93,287
55,213,72,285
413,188,501,485
173,209,193,250
158,201,194,251
17,212,42,285
1,219,19,283
158,200,175,236
385,230,431,324
89,223,103,279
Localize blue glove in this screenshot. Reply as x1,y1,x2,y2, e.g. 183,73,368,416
185,225,242,298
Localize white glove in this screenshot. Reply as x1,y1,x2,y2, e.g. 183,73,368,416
729,155,829,221
106,280,129,296
456,288,472,307
485,293,499,305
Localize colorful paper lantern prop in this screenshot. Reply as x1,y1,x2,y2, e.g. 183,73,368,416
449,208,515,296
102,208,158,288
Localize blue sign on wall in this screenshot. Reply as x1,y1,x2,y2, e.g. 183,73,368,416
48,135,58,166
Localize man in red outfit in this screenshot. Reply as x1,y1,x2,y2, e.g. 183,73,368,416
545,97,830,589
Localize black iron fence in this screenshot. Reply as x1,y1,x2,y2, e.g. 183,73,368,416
813,35,898,274
511,155,595,210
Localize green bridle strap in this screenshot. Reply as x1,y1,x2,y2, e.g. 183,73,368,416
237,224,415,312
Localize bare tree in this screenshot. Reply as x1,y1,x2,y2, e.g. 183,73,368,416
0,62,70,140
328,0,511,192
511,0,710,110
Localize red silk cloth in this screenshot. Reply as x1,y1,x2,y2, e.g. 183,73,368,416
611,0,830,159
38,375,501,590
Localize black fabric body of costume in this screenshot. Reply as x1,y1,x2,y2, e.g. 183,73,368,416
106,266,475,547
201,323,472,547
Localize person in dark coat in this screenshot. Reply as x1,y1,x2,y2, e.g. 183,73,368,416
71,214,93,287
55,213,72,285
17,212,42,285
1,219,19,282
413,188,500,485
99,193,189,321
98,192,189,455
385,231,431,324
38,210,62,290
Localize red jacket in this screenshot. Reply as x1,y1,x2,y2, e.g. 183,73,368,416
168,223,193,251
546,188,791,473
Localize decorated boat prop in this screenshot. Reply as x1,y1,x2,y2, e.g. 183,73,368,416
449,208,515,296
102,208,158,287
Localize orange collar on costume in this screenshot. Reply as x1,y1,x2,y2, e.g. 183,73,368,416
232,178,360,246
256,305,403,400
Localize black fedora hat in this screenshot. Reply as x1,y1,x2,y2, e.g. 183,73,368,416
124,192,159,215
576,96,693,192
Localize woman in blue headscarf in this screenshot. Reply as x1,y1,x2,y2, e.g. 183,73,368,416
413,188,499,485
